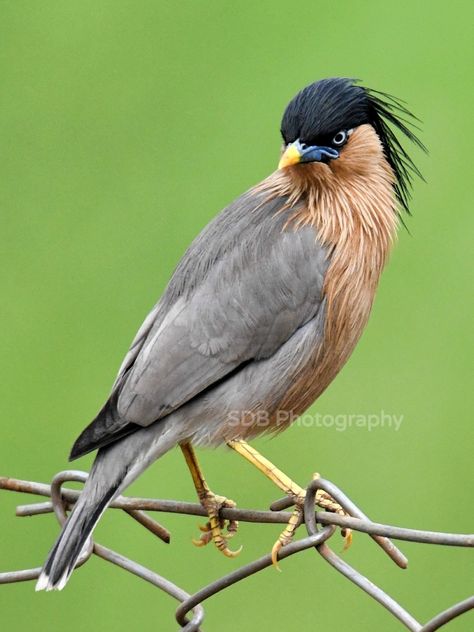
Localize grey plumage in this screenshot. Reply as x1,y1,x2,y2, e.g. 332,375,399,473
71,188,329,457
36,417,179,590
36,186,329,590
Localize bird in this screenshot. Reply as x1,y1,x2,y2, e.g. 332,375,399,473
36,77,423,591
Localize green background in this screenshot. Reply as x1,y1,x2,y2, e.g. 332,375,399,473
1,1,472,630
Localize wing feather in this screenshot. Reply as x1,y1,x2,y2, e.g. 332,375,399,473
70,188,329,458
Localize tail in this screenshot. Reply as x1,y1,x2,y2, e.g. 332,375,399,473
35,483,118,591
36,416,182,591
35,449,125,592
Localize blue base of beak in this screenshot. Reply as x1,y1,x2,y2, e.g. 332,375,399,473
300,143,339,163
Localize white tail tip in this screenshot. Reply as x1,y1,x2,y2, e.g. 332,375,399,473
35,571,68,592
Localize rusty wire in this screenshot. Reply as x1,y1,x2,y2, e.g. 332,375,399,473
0,472,473,631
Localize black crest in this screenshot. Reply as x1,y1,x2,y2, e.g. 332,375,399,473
281,78,425,213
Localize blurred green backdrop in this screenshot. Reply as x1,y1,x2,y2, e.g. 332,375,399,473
1,1,472,631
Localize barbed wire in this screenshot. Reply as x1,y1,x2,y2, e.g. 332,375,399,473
0,471,473,631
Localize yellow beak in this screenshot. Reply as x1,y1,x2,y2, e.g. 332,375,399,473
278,143,302,169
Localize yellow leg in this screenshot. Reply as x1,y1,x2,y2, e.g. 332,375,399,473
180,442,242,558
227,440,351,566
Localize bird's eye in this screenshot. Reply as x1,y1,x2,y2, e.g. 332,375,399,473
332,130,347,146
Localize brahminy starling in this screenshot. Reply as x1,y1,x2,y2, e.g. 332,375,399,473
36,77,422,590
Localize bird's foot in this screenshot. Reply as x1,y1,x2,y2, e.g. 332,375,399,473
192,491,242,558
271,491,305,569
271,474,352,568
312,475,353,550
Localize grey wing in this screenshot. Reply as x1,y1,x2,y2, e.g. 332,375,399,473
70,189,329,458
111,301,161,390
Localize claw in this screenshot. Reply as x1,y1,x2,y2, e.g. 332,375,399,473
215,534,243,558
226,519,238,539
313,477,352,547
271,540,283,571
192,523,213,547
271,497,304,571
270,482,353,569
342,528,353,550
192,491,242,558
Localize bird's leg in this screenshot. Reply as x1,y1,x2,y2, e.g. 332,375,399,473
180,442,242,558
227,439,351,566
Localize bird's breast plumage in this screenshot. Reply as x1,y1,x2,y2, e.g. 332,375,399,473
257,124,400,432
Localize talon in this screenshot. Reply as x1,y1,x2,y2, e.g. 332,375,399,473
222,545,243,558
213,531,242,557
342,528,353,550
217,540,243,558
314,487,352,548
192,526,213,547
192,490,241,558
271,540,283,571
271,498,304,570
270,483,353,565
226,519,239,539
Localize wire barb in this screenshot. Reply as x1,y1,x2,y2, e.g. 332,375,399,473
0,472,472,631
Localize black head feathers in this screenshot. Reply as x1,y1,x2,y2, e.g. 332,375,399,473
280,78,425,213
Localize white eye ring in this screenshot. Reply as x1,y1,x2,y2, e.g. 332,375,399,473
332,130,347,146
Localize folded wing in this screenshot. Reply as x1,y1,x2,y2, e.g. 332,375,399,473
70,189,329,458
